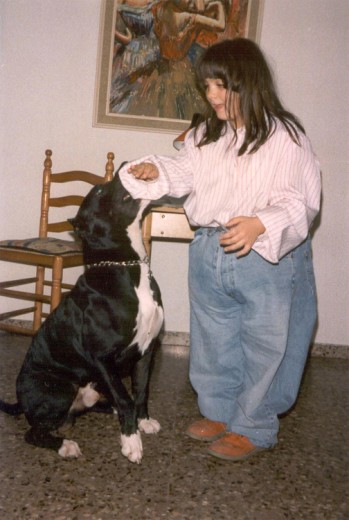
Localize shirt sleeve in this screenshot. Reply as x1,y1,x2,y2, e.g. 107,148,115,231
253,134,321,263
118,134,196,200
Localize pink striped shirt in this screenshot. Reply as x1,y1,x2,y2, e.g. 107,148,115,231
119,121,321,263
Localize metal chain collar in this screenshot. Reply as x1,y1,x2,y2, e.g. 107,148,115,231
86,256,150,270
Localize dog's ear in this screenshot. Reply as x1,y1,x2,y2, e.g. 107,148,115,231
114,162,128,178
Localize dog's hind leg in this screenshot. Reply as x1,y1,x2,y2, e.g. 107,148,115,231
47,383,101,440
0,400,23,416
25,428,82,458
89,398,113,414
18,373,84,458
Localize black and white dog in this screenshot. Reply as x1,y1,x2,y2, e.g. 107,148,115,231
0,172,164,464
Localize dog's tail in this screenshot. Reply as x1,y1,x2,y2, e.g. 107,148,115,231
0,400,23,416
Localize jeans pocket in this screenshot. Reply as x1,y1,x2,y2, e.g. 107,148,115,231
189,228,205,247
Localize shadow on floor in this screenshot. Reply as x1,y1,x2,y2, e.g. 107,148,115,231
0,333,348,519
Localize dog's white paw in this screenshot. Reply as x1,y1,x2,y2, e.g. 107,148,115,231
138,417,161,434
70,382,100,413
58,439,82,458
120,432,143,464
81,382,100,408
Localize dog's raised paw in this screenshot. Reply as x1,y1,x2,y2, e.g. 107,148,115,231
120,432,143,464
138,417,161,434
58,439,82,458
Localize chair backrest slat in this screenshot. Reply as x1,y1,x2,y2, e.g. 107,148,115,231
51,171,110,185
39,150,115,238
49,195,84,208
47,222,76,233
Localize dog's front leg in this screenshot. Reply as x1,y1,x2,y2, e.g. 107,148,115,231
95,359,143,464
131,347,161,435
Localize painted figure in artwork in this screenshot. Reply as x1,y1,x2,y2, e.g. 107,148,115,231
110,0,251,121
110,0,161,113
133,0,226,119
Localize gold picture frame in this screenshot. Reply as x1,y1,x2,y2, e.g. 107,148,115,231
93,0,264,133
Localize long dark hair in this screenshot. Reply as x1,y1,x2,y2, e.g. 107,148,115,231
195,38,305,155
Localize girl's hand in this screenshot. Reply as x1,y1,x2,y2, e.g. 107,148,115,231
128,162,159,181
219,216,266,257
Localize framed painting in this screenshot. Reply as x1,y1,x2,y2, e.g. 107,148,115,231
93,0,264,133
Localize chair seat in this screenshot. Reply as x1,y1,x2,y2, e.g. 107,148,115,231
0,149,115,336
0,237,82,255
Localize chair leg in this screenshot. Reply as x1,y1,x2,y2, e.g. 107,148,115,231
51,256,63,312
33,265,45,331
142,212,153,259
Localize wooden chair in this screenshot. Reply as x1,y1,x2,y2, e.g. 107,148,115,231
142,205,195,259
0,150,115,336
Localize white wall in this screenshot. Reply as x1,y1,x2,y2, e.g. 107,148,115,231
1,0,348,346
260,0,349,347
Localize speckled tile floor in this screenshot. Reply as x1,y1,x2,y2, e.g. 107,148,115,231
0,333,348,520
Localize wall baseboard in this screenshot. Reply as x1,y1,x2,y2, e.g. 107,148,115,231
162,331,349,359
1,321,347,359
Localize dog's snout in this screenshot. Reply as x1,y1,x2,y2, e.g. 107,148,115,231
68,218,85,237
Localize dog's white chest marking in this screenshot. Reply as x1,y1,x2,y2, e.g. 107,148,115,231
133,264,164,353
127,205,164,354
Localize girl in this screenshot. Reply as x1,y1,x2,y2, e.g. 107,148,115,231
119,38,321,461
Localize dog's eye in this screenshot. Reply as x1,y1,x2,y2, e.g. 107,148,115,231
123,193,132,202
96,187,103,195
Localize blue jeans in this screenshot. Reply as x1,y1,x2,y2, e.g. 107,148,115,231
188,228,317,448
